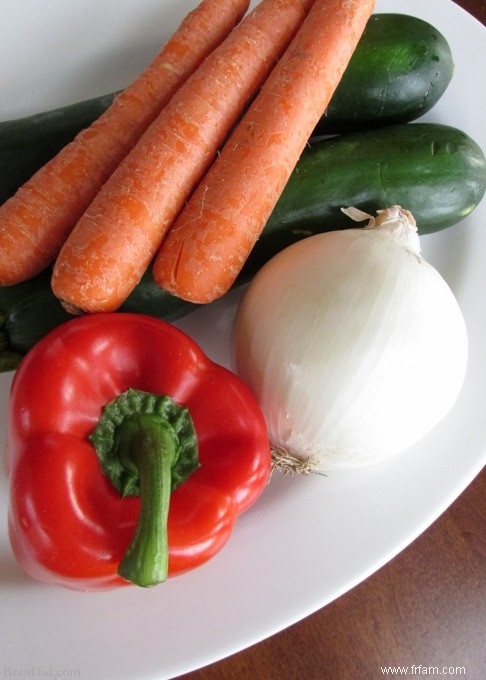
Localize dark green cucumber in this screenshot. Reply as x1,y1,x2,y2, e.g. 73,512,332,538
245,123,485,273
0,15,453,205
0,268,196,372
0,92,118,205
314,13,454,135
1,122,484,371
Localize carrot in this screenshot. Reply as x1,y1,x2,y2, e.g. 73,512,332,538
0,0,250,286
51,0,315,315
153,0,376,304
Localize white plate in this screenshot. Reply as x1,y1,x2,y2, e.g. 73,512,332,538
1,1,485,678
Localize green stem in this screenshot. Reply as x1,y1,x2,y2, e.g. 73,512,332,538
116,415,177,587
89,388,199,588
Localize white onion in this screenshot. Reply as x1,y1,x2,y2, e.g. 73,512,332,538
233,206,468,471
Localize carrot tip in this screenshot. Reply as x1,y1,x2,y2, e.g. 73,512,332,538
58,298,86,316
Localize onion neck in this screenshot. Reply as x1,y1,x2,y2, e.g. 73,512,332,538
342,205,422,256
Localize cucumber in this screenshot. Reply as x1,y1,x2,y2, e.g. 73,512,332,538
0,15,453,205
246,123,485,272
0,92,118,205
1,122,484,372
314,13,454,135
0,268,196,372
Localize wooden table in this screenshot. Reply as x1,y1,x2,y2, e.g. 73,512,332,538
178,2,486,678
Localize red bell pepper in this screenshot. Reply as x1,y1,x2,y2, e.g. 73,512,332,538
5,313,270,591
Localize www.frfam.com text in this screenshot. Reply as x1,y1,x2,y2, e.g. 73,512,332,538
381,665,467,676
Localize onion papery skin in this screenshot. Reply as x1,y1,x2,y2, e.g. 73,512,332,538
233,220,468,471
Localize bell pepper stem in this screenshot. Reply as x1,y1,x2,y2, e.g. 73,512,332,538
89,388,199,588
114,414,177,587
116,415,177,587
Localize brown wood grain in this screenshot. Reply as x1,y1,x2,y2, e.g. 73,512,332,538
455,0,486,23
177,2,486,678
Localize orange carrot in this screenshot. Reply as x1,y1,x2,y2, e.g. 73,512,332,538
51,0,315,315
0,0,250,286
153,0,376,303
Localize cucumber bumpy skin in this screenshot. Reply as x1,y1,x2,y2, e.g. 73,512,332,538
314,13,454,135
245,123,486,271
